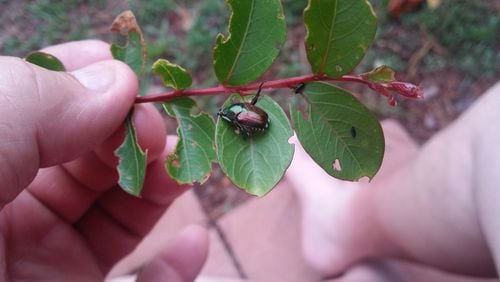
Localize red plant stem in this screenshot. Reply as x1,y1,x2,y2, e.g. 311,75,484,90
134,74,392,104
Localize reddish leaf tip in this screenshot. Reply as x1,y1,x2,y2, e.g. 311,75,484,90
389,81,424,99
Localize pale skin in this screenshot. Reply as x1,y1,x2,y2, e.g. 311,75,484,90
287,82,500,280
0,40,208,281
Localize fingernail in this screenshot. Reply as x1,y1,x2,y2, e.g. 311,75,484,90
72,62,116,92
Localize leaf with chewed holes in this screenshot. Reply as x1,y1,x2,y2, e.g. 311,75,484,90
115,111,148,196
304,0,377,77
110,10,149,196
163,98,216,184
213,0,286,86
152,59,192,90
110,10,147,76
290,82,384,181
216,94,294,196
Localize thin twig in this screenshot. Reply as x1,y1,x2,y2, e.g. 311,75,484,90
134,74,376,104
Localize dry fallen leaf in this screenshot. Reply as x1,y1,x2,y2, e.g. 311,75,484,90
110,10,142,35
427,0,443,10
388,0,424,18
109,10,147,75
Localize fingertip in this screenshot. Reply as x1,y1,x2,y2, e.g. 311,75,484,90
166,135,179,155
10,57,141,169
165,224,209,279
41,40,112,71
136,225,209,282
139,139,190,205
133,104,166,160
0,58,138,168
93,103,166,169
177,225,210,255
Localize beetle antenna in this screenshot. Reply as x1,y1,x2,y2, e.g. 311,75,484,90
251,82,265,105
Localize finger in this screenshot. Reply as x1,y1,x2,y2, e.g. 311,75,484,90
27,104,166,223
93,103,167,170
286,134,340,188
41,40,112,71
76,137,190,272
96,136,187,236
62,103,167,192
136,225,209,282
0,57,137,208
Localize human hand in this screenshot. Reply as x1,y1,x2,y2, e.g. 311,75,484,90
0,40,208,281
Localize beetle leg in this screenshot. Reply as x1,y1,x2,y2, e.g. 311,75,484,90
242,128,251,137
232,119,247,137
294,83,306,94
239,122,251,137
237,122,251,137
251,82,265,105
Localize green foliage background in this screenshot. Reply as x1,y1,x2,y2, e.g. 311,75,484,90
2,0,496,84
1,0,498,142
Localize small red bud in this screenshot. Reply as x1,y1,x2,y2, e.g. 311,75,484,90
387,95,397,106
372,84,390,97
389,81,423,99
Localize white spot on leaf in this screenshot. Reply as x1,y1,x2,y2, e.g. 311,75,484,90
333,159,342,171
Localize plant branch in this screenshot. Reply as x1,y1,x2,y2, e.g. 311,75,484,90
134,73,422,104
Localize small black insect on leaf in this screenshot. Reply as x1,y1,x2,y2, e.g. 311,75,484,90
294,83,306,94
350,126,357,138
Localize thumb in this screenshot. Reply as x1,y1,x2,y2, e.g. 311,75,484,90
0,57,137,206
136,225,209,282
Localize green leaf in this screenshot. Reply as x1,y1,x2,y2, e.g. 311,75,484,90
290,82,384,181
152,59,192,90
115,112,148,196
110,11,147,76
111,31,146,76
163,98,216,184
213,0,286,86
304,0,377,77
216,94,294,196
25,51,65,71
361,65,396,83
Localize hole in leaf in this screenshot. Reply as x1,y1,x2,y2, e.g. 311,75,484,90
200,172,211,184
335,65,343,72
333,159,342,172
191,141,198,147
189,106,203,116
357,176,370,183
277,10,285,20
387,95,398,106
171,159,181,168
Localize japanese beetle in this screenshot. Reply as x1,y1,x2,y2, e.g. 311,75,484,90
217,83,269,137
